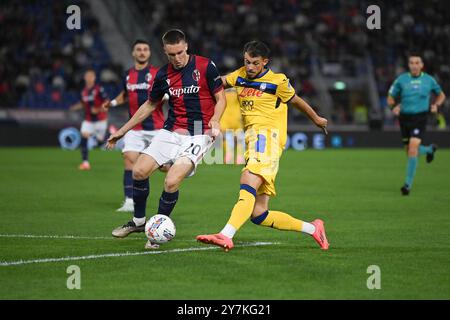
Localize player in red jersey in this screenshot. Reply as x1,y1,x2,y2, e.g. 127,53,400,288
102,40,166,212
70,68,108,170
107,29,226,249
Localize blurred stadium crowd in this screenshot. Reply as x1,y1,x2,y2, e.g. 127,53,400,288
0,0,122,109
0,0,448,126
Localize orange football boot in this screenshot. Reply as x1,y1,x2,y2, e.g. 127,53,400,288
78,161,91,170
311,219,329,250
196,233,234,252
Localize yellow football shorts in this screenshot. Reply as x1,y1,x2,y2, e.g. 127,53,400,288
243,129,283,197
220,111,243,131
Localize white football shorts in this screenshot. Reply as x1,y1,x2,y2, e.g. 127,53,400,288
141,129,214,176
80,120,108,141
121,129,161,153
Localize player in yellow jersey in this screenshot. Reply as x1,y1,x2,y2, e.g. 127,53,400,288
220,89,245,164
197,40,329,251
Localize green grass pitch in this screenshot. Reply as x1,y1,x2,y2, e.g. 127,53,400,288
0,147,449,299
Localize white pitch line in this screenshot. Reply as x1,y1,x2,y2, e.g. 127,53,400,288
0,234,123,240
0,242,277,267
0,234,193,242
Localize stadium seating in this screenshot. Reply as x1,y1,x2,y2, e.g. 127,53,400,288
135,0,449,126
1,0,448,126
0,0,123,109
134,0,316,124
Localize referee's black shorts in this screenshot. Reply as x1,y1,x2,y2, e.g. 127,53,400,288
399,112,428,144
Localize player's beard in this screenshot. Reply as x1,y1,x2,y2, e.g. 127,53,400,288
136,56,149,65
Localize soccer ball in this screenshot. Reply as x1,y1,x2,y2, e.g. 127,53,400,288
145,214,176,244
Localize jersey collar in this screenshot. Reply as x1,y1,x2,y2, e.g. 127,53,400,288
173,55,193,71
409,72,423,78
134,62,149,71
249,67,270,80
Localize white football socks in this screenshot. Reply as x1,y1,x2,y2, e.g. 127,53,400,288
301,222,316,235
220,224,237,239
133,217,146,227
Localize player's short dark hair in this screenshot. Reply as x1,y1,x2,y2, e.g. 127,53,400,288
408,51,423,60
162,29,186,45
84,67,96,74
132,39,150,49
243,40,271,59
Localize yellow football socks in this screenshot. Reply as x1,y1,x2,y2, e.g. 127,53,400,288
226,184,256,231
252,210,303,232
222,185,313,239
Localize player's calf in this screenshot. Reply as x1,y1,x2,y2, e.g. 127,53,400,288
158,190,179,216
251,210,329,250
133,178,149,219
117,169,134,212
78,135,90,170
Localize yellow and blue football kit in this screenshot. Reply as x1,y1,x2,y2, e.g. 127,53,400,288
196,66,330,251
225,66,295,196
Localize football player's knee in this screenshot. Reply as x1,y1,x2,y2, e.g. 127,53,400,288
124,157,135,169
251,204,268,218
251,210,269,225
164,175,182,192
408,145,419,157
408,150,417,157
132,167,148,180
81,132,90,139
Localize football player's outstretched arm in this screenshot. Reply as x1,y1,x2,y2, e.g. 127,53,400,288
106,99,157,149
101,90,127,111
69,101,83,111
208,88,227,137
289,94,328,134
